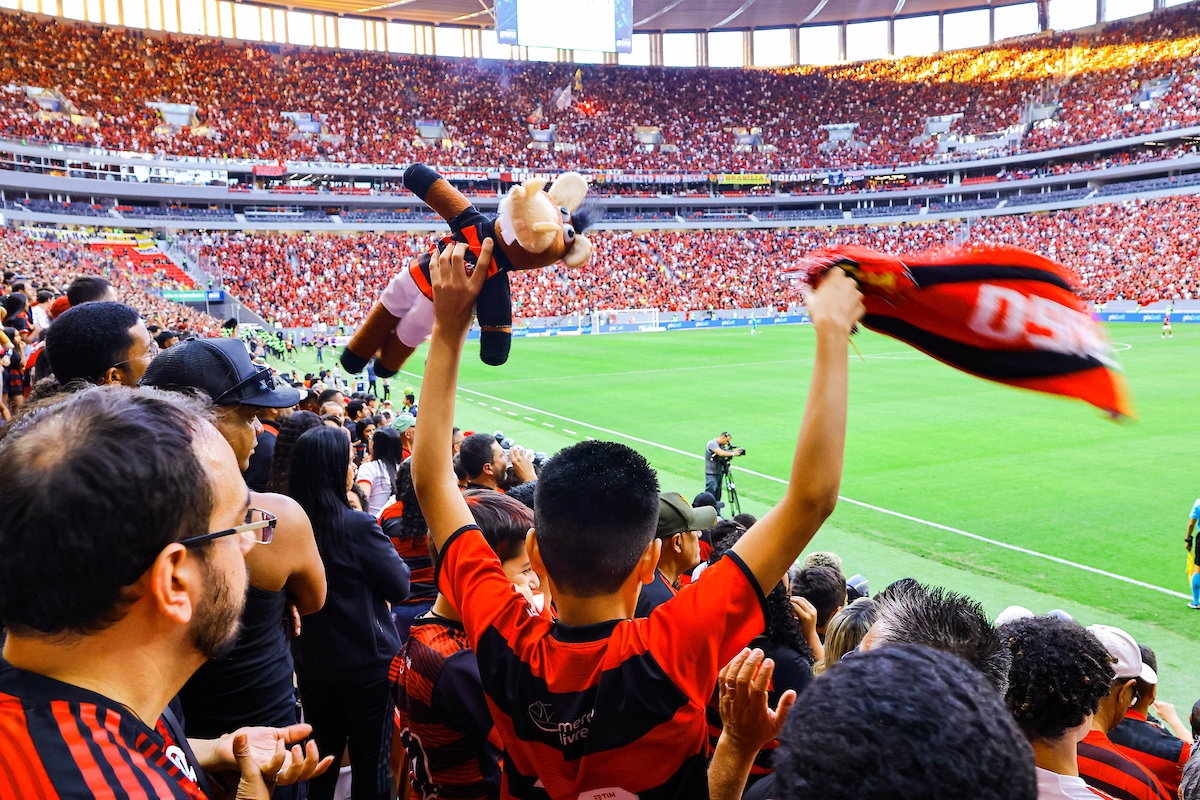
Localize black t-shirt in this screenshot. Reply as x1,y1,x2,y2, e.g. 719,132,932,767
242,426,277,493
634,568,677,618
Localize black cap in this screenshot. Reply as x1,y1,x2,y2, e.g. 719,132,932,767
693,491,725,511
140,338,302,408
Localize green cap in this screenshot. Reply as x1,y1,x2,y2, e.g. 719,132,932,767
657,491,717,538
392,413,416,433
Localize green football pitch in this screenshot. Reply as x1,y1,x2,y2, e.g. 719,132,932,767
274,322,1200,708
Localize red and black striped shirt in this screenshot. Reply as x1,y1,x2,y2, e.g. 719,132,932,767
0,660,206,800
1110,710,1191,800
1079,728,1171,800
381,501,436,605
391,615,502,800
437,524,767,800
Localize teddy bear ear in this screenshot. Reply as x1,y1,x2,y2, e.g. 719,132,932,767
561,235,593,269
548,172,588,213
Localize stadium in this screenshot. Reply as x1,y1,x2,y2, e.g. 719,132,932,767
1,0,1200,796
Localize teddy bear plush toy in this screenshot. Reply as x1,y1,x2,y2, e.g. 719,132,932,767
340,163,599,377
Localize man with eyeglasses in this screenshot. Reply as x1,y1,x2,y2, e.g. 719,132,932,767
140,338,329,756
0,386,332,799
43,300,157,388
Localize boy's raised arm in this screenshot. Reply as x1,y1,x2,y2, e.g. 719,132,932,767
412,239,494,551
731,268,863,592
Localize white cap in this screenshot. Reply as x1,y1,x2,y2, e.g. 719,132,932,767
1086,624,1157,685
995,605,1034,626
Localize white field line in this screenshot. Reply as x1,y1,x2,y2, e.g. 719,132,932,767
422,370,1186,600
476,351,915,385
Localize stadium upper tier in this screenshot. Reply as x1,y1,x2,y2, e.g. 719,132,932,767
2,7,1200,173
163,194,1200,328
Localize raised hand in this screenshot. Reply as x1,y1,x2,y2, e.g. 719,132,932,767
430,238,494,336
804,266,865,338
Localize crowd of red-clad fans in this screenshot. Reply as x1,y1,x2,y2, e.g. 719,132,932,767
1,6,1199,172
175,195,1200,328
2,222,1200,800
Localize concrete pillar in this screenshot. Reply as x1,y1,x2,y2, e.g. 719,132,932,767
887,17,895,56
838,22,846,61
650,32,663,66
1037,0,1049,32
988,7,995,43
790,26,800,65
937,10,944,51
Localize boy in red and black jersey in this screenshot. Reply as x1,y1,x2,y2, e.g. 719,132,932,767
392,491,542,800
412,241,864,799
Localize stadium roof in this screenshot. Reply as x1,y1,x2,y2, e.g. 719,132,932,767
302,0,1034,30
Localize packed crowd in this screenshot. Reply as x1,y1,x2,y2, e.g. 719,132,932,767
1,250,1198,800
1,7,1199,172
0,229,221,416
173,194,1200,329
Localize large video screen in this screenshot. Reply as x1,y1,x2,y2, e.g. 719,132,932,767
495,0,633,53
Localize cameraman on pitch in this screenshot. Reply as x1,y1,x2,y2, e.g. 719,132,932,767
704,431,744,501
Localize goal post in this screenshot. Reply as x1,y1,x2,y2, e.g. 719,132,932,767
590,308,661,333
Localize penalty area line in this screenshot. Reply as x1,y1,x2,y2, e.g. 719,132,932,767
420,370,1188,601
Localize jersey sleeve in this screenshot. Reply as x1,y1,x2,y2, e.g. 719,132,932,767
436,526,552,652
645,552,767,706
1190,500,1200,520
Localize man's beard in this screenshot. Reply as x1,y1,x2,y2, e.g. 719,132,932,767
190,556,248,661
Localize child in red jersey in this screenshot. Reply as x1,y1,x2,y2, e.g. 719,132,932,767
413,240,864,800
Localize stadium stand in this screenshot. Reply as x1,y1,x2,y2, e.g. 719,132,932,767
928,198,1003,213
119,206,237,221
1004,187,1094,206
851,205,923,218
0,8,1199,172
168,194,1200,325
17,199,111,217
759,209,846,221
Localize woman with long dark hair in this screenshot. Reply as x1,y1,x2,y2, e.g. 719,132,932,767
289,426,410,800
355,425,402,515
266,410,322,494
706,529,814,793
380,459,438,641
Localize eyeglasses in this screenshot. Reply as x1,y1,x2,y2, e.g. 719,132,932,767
213,366,275,406
113,339,159,369
178,508,276,548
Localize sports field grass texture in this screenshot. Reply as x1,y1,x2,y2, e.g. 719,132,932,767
274,322,1200,708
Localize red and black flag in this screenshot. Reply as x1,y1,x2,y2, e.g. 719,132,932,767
793,244,1133,419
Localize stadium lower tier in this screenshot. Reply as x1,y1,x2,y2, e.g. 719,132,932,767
0,230,220,335
173,195,1200,327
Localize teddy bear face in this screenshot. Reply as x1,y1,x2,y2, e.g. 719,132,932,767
496,173,594,271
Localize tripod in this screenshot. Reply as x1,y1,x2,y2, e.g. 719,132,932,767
719,458,742,516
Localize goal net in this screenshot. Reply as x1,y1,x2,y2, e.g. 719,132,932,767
590,308,662,332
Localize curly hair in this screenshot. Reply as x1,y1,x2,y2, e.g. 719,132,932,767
266,411,322,494
1001,616,1115,742
773,643,1037,800
709,527,813,663
392,459,428,542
